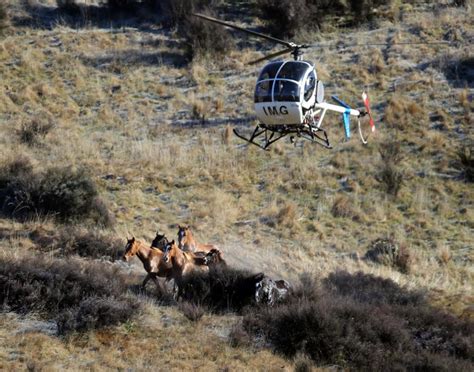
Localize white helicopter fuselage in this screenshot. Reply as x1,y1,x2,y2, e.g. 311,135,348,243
254,60,359,128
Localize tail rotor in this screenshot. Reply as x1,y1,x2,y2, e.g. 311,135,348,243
357,91,375,144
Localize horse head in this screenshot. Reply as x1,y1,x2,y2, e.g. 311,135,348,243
204,248,224,265
151,231,169,251
177,225,191,249
123,236,138,261
162,240,177,264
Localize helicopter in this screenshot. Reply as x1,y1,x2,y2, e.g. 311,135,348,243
192,13,449,151
193,12,375,150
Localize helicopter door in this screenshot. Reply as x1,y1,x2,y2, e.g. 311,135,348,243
302,70,316,109
255,80,273,103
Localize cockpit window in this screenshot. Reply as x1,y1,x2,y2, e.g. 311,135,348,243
257,62,284,81
255,80,273,103
274,80,300,102
276,62,309,81
304,70,316,101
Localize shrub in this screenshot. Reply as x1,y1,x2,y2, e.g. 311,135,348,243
0,255,139,334
255,0,393,38
376,140,404,196
57,296,139,334
178,10,235,61
241,271,474,370
0,3,7,33
377,162,403,196
254,0,319,38
0,159,113,226
30,226,123,260
331,195,359,220
178,266,264,312
56,0,81,13
364,238,412,273
178,301,205,322
17,118,54,146
456,143,474,182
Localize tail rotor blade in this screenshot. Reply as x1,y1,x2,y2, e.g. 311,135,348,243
362,92,375,132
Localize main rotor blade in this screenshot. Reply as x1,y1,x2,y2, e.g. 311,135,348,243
307,40,451,48
248,47,295,65
192,13,295,49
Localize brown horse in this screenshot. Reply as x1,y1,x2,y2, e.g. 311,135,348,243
162,240,208,281
177,225,218,253
122,237,172,291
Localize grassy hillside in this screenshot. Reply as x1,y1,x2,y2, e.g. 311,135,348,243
0,0,472,370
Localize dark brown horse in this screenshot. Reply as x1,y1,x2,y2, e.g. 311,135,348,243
123,237,172,291
151,231,169,251
177,225,218,253
204,248,227,267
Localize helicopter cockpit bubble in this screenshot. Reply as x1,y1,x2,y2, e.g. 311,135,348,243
258,61,284,81
276,61,309,81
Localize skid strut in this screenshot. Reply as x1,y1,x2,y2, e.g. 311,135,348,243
233,124,332,151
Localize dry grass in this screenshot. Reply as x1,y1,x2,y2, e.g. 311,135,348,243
0,1,472,370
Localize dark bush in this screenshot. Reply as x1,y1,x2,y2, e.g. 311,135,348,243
0,3,7,33
57,296,139,334
160,0,223,27
178,266,264,312
29,226,123,260
56,0,82,14
323,270,423,306
255,0,392,38
60,227,123,260
241,271,474,370
0,255,139,334
456,143,474,182
178,10,234,61
0,159,113,226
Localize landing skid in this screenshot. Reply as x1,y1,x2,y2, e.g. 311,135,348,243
233,124,332,151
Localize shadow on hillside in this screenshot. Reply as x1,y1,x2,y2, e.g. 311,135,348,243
11,3,164,31
172,116,257,129
81,50,187,70
442,57,474,88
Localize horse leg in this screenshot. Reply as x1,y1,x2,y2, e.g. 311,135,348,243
151,275,166,294
142,273,151,289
